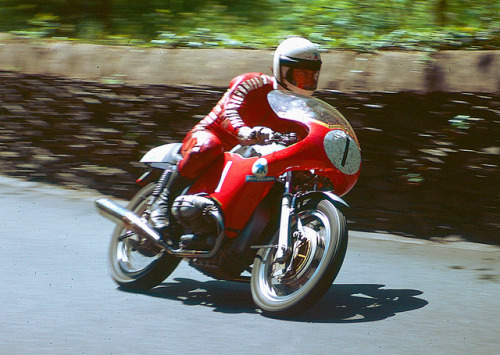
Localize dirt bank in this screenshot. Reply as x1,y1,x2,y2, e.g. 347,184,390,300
0,71,498,244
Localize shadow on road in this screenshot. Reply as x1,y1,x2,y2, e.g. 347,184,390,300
294,283,428,323
121,278,427,323
140,278,254,314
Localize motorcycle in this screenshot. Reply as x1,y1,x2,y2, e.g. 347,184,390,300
95,89,361,316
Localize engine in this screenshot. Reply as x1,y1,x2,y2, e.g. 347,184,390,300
171,194,220,235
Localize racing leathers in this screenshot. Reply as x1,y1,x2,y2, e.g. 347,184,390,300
150,72,306,234
178,72,306,179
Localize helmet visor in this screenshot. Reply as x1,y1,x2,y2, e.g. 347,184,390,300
280,55,322,71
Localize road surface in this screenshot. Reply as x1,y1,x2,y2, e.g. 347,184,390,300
1,176,498,354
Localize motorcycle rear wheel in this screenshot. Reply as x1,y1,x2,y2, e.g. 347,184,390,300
251,199,347,316
108,183,180,291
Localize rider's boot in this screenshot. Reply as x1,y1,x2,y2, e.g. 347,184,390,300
149,171,191,240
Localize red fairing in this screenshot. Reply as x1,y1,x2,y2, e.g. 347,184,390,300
189,113,360,238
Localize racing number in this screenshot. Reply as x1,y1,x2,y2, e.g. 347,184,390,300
323,130,361,175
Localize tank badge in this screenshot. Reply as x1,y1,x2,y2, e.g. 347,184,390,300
252,158,268,177
247,158,275,182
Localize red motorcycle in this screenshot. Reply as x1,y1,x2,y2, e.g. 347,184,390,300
96,90,361,316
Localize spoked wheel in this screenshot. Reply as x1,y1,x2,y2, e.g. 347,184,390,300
108,183,180,291
251,199,348,316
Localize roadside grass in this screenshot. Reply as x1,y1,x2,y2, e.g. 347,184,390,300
1,1,499,51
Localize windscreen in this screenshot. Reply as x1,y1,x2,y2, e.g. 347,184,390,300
268,90,358,142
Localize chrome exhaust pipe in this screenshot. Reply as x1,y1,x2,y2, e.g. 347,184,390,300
95,198,169,250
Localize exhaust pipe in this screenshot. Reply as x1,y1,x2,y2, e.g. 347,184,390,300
95,198,169,250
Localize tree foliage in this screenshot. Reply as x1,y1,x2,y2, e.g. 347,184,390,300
1,0,498,51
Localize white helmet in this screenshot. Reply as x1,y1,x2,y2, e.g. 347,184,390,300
273,37,322,96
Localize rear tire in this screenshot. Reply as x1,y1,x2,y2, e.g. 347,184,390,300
108,183,180,291
251,199,347,316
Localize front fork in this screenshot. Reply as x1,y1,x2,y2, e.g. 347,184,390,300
274,171,296,275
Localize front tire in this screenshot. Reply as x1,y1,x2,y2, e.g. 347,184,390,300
108,183,180,291
251,199,347,316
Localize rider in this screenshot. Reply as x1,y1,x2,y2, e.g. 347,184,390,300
150,36,323,237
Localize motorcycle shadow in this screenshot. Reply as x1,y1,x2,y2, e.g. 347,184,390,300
121,278,428,323
293,283,428,323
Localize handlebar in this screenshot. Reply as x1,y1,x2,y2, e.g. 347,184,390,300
266,132,299,146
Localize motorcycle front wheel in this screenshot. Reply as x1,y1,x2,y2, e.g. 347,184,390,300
108,183,181,291
251,199,347,316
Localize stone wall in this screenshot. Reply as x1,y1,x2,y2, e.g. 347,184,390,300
0,71,498,244
1,34,499,93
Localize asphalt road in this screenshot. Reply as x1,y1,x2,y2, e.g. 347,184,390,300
1,176,499,354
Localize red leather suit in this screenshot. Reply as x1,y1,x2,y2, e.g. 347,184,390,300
178,72,306,179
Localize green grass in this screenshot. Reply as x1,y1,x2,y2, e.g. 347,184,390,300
1,0,499,51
